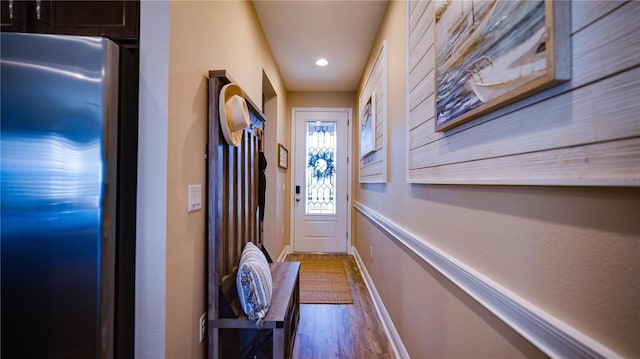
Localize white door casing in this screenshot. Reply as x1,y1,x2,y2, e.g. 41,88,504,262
292,108,351,253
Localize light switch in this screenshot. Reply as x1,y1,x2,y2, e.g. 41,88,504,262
188,184,202,212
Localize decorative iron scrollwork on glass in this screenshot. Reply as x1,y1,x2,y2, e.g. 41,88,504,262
305,121,337,214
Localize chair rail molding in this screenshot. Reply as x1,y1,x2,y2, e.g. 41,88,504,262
354,202,621,359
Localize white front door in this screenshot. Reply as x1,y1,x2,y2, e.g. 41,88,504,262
292,108,350,253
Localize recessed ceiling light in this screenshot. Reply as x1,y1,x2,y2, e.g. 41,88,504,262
315,58,328,67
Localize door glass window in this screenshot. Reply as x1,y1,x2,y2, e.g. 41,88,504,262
305,121,336,214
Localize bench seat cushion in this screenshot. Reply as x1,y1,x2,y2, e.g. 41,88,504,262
237,242,273,326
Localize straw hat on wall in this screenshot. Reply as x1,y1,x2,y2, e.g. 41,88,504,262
219,83,250,146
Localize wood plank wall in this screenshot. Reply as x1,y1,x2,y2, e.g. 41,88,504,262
407,0,640,186
207,70,265,357
360,41,388,183
219,128,260,274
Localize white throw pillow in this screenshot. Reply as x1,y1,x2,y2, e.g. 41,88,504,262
236,242,272,327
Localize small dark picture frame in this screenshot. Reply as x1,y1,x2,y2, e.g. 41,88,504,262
278,143,288,169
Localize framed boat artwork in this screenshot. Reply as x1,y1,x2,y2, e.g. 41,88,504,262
434,0,571,132
360,91,376,157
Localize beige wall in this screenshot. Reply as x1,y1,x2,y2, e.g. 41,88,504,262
355,1,640,358
288,92,356,109
262,92,287,260
161,1,287,357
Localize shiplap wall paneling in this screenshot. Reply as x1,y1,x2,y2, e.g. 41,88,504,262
360,40,388,183
407,0,640,186
406,0,435,182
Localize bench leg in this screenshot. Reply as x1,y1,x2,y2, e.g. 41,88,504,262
211,328,219,359
272,328,285,359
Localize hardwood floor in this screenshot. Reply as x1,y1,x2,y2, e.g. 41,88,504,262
285,254,394,359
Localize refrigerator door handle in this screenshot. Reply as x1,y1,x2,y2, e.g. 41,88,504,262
35,0,41,20
8,0,13,19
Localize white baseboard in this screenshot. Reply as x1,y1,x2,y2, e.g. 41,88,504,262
354,202,621,359
352,247,410,359
276,245,291,262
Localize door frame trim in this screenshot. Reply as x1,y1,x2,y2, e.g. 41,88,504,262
290,107,353,253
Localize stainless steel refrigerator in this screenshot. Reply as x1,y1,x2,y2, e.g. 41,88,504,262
1,32,119,358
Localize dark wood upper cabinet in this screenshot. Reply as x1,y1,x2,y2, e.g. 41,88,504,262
33,1,138,39
1,1,27,32
1,0,139,40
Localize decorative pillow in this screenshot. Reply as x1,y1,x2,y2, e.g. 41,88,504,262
236,242,272,327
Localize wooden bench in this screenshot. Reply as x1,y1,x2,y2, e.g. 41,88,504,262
212,262,300,358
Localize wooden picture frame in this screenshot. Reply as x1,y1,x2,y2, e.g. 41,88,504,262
278,143,288,169
359,91,376,157
434,0,570,132
359,40,387,183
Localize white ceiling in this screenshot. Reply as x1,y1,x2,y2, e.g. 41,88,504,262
252,1,389,92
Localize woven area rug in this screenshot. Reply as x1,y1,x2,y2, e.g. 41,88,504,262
298,258,354,304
